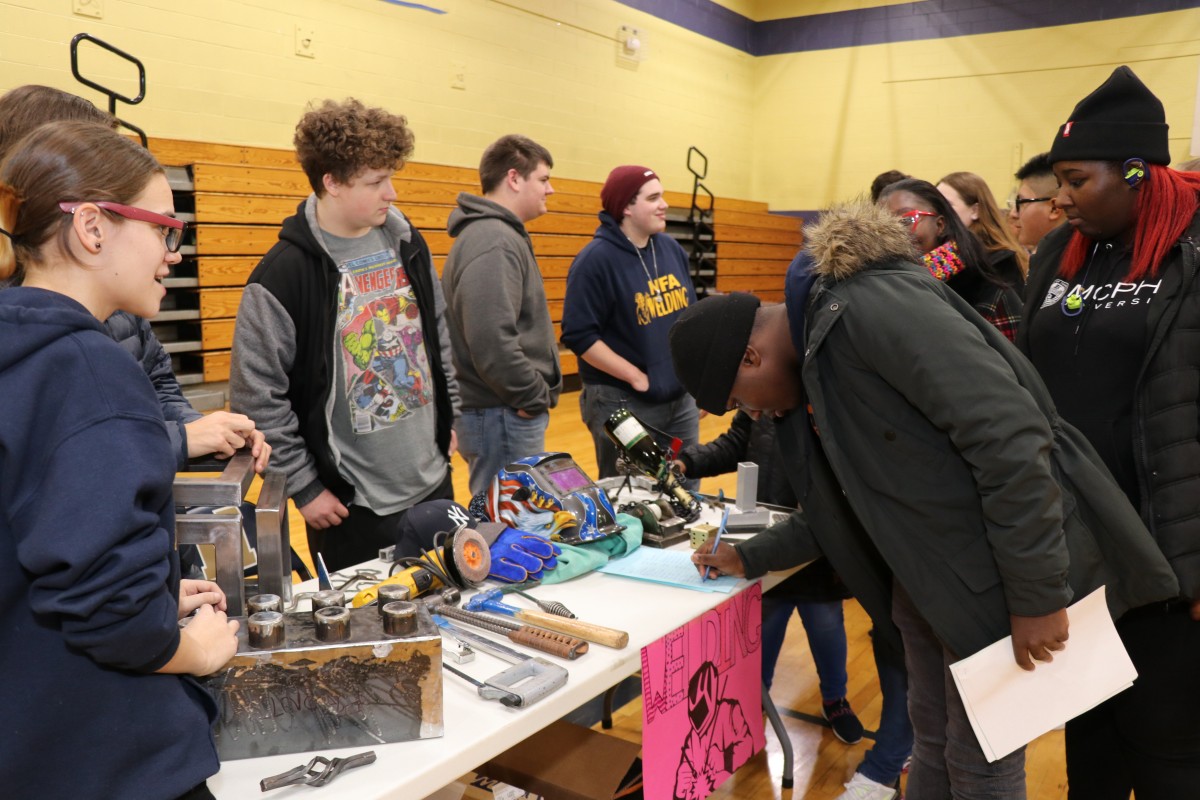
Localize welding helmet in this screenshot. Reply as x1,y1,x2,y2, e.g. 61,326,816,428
687,661,720,733
482,453,621,545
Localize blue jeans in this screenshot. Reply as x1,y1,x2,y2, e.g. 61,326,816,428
893,582,1025,799
579,383,700,489
761,595,848,698
762,593,912,786
456,407,550,497
858,628,915,787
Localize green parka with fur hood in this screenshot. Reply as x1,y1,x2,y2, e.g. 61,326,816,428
735,201,1179,659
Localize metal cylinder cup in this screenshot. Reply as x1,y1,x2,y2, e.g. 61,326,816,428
314,606,351,642
382,601,418,637
248,610,285,649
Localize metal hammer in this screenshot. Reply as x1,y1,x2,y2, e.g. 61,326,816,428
421,590,588,660
464,589,629,649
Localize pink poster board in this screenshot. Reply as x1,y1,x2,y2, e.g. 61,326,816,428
640,583,764,800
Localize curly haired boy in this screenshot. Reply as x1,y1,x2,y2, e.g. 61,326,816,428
231,98,460,571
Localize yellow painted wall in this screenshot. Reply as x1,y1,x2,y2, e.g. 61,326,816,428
0,0,755,196
2,1,1197,210
752,9,1200,208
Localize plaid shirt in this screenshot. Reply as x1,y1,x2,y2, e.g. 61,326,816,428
978,286,1021,342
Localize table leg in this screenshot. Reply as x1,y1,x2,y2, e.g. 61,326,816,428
601,684,618,729
762,683,795,789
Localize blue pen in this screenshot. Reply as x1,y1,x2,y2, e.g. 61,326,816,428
704,507,730,581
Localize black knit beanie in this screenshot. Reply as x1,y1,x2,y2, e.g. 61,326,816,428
1049,65,1170,165
668,292,760,415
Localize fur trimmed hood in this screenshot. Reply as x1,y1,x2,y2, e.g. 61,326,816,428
803,199,918,281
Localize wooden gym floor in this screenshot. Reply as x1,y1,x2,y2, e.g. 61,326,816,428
277,391,1069,799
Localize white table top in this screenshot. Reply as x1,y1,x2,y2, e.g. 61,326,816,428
208,504,791,799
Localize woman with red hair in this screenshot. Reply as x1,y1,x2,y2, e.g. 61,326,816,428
1018,65,1200,800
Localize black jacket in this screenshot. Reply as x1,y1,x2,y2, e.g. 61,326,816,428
1019,212,1200,602
678,411,796,508
678,411,850,603
233,200,456,506
104,311,200,469
736,202,1178,659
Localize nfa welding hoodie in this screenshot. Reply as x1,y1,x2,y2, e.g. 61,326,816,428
560,211,695,402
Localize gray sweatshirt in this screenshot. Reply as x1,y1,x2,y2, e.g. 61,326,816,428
441,193,562,413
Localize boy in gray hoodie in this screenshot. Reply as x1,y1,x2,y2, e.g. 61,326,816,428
442,134,562,495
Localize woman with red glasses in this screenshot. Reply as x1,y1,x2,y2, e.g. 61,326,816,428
0,121,238,800
879,177,1025,341
1017,66,1200,800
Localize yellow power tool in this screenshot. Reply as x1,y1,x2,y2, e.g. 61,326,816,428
351,526,491,607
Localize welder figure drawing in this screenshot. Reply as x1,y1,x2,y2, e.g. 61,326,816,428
673,661,752,800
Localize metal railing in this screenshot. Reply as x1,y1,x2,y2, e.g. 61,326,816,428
685,146,715,297
70,32,148,146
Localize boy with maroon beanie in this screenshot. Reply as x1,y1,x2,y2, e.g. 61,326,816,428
561,165,699,479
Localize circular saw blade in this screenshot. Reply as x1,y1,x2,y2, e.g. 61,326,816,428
450,527,491,584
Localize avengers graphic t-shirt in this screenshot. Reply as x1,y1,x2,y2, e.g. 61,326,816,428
324,227,443,513
1027,241,1155,507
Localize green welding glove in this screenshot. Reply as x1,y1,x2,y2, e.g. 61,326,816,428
582,513,643,559
487,527,560,584
540,540,610,584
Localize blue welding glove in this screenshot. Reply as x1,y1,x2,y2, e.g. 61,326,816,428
488,527,561,583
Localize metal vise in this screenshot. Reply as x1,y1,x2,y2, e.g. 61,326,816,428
173,451,292,617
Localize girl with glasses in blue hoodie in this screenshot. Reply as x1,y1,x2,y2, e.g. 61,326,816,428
0,120,238,800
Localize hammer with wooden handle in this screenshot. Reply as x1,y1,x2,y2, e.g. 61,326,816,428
464,588,629,649
421,590,589,660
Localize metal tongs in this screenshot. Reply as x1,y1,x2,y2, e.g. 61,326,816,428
260,750,377,791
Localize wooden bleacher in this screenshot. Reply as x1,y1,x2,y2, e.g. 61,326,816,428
147,137,803,396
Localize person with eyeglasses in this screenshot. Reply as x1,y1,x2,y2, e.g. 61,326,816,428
879,177,1025,341
1017,65,1200,800
0,120,239,800
0,85,271,482
1009,152,1066,257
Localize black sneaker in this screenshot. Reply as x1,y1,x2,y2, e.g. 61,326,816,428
822,697,865,744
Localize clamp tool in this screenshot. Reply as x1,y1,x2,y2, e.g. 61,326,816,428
497,580,577,618
259,750,376,791
432,615,568,707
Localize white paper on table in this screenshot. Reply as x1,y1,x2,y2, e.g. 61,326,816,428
948,586,1137,763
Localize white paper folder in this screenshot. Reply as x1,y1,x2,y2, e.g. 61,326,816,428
949,586,1137,762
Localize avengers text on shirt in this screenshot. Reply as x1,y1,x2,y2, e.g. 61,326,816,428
336,249,433,433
